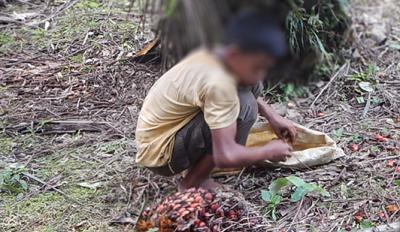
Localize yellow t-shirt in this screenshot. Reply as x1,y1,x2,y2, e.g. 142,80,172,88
135,49,240,167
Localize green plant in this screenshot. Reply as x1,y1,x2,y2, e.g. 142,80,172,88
261,190,283,221
359,220,375,229
331,128,344,139
370,145,380,153
349,65,379,82
261,176,330,220
351,134,363,143
0,164,29,194
271,83,308,102
395,180,400,187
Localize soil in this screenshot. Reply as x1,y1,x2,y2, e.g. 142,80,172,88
0,0,399,231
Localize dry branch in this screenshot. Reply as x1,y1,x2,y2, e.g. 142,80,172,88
4,120,116,135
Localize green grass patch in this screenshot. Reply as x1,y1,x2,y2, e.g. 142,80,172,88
69,53,84,63
75,0,104,9
0,32,14,45
0,32,21,54
37,149,99,180
64,185,100,200
0,133,14,157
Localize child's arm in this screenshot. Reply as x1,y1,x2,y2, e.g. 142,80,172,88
211,122,292,168
256,97,297,143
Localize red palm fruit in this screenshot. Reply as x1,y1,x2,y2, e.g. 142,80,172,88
181,210,190,217
157,205,166,213
178,208,186,215
172,204,181,210
350,144,359,152
211,203,219,211
194,196,203,203
212,225,220,232
375,135,388,142
204,193,213,202
216,208,224,217
194,219,201,226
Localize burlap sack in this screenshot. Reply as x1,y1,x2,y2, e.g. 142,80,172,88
212,122,346,176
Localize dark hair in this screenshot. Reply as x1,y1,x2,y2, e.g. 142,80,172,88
223,10,287,58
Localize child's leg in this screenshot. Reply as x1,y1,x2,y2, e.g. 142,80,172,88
179,154,218,190
153,84,261,189
175,87,260,190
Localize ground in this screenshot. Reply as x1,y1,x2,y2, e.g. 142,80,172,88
0,0,399,231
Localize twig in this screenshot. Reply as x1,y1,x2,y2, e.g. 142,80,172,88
132,198,147,231
22,172,82,205
328,167,346,187
310,62,349,108
287,197,304,231
234,167,246,186
362,92,371,118
361,155,400,164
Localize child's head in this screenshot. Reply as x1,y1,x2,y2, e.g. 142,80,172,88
221,10,286,86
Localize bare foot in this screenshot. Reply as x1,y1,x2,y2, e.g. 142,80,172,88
178,178,222,191
199,178,221,190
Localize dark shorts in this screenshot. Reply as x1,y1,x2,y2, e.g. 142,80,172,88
148,83,262,176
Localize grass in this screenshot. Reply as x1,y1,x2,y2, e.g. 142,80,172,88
0,137,130,231
0,0,138,59
0,133,14,157
1,186,111,231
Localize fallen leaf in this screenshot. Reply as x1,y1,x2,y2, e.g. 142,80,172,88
74,220,88,229
385,205,399,213
77,182,103,190
133,37,160,58
396,167,400,174
359,82,374,92
387,160,396,167
109,216,136,225
317,112,325,117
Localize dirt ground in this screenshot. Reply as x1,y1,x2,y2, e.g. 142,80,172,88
0,0,399,231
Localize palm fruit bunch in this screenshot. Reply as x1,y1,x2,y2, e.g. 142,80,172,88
137,188,266,232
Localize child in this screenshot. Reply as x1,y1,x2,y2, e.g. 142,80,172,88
136,11,297,190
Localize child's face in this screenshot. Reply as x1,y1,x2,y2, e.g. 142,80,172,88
226,49,275,86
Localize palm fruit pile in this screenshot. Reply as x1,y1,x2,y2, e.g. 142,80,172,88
137,188,266,232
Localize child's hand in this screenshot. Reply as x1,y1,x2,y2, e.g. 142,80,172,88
268,115,297,143
265,139,293,162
